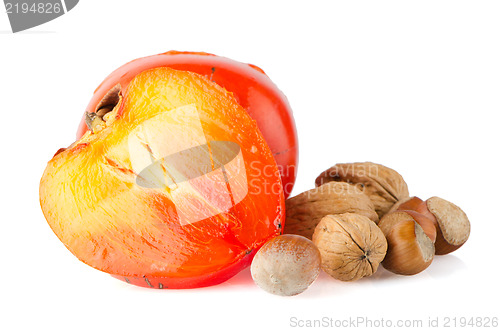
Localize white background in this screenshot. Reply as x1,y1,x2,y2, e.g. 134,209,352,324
1,1,499,330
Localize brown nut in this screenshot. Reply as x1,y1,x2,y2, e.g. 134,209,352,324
391,196,471,255
398,210,437,243
378,212,435,275
312,213,387,281
425,197,470,255
284,182,379,239
315,162,410,218
250,234,321,296
388,196,428,215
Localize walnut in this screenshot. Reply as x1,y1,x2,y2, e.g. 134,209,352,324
315,162,409,218
284,182,378,239
312,213,387,281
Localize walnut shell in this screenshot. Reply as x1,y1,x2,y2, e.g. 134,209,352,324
312,213,387,281
315,162,409,218
284,182,379,239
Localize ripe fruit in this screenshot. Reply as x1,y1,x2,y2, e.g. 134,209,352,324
250,234,321,296
77,51,298,197
40,67,285,289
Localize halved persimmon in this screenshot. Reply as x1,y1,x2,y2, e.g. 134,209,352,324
77,51,298,197
40,67,285,288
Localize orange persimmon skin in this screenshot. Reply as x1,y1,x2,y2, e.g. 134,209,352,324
40,67,285,288
77,51,298,198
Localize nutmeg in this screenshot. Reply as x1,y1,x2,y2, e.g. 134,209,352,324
312,213,387,281
378,212,435,275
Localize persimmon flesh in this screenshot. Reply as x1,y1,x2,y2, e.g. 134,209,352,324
77,51,298,197
40,67,285,288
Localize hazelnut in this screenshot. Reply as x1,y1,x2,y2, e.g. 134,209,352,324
284,181,379,239
426,197,470,255
398,210,437,243
312,213,387,281
250,234,321,296
391,196,471,255
315,162,409,218
378,212,435,275
388,196,428,215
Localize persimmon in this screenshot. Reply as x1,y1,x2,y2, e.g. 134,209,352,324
40,67,285,288
77,51,298,197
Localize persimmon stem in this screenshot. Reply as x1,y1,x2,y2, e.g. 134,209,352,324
86,84,122,134
85,111,105,134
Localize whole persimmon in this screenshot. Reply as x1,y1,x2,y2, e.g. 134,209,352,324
77,51,298,197
40,67,285,289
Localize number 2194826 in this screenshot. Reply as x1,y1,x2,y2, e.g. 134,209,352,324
444,317,498,328
5,2,62,14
